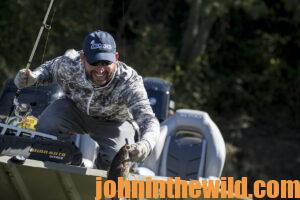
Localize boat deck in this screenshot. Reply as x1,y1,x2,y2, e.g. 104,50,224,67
0,156,251,200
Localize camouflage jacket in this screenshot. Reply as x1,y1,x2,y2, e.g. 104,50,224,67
33,50,159,149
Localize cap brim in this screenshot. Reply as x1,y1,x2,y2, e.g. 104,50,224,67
86,52,116,64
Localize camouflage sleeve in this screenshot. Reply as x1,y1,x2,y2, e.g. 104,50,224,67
33,56,64,86
125,75,160,150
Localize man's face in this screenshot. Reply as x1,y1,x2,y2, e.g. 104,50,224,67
81,53,117,86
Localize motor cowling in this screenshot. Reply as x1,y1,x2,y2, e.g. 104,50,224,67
143,77,173,122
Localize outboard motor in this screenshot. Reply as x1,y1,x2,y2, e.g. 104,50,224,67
143,77,172,122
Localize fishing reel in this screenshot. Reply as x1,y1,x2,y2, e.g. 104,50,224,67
5,97,38,130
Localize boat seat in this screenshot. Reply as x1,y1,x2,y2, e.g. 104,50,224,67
139,109,226,179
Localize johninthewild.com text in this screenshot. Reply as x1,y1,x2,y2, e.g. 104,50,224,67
94,176,299,199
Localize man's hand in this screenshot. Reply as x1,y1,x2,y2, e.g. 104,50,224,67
128,140,151,162
14,68,38,89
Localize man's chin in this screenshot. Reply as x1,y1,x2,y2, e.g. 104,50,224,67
92,77,108,86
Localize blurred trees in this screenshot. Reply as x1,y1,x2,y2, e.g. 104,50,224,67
0,0,299,179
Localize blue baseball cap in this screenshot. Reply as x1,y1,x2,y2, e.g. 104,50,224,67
83,30,116,64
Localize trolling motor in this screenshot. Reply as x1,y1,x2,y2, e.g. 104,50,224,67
0,122,83,165
0,89,83,166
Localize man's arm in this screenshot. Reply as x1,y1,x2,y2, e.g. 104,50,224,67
14,55,66,88
33,57,62,86
124,74,160,161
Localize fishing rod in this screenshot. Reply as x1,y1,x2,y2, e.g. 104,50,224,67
26,0,55,70
6,0,55,123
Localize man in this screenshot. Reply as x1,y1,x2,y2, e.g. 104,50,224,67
14,30,160,170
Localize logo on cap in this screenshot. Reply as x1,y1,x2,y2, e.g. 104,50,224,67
90,40,112,50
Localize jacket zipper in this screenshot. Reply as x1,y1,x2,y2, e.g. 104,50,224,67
87,90,94,115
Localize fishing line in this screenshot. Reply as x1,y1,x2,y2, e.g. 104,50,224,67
25,0,55,70
122,0,126,62
41,1,58,64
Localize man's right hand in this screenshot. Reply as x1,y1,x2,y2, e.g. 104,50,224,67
128,140,151,162
14,68,38,89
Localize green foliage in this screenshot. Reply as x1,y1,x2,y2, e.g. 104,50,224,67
204,0,300,125
0,0,299,124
